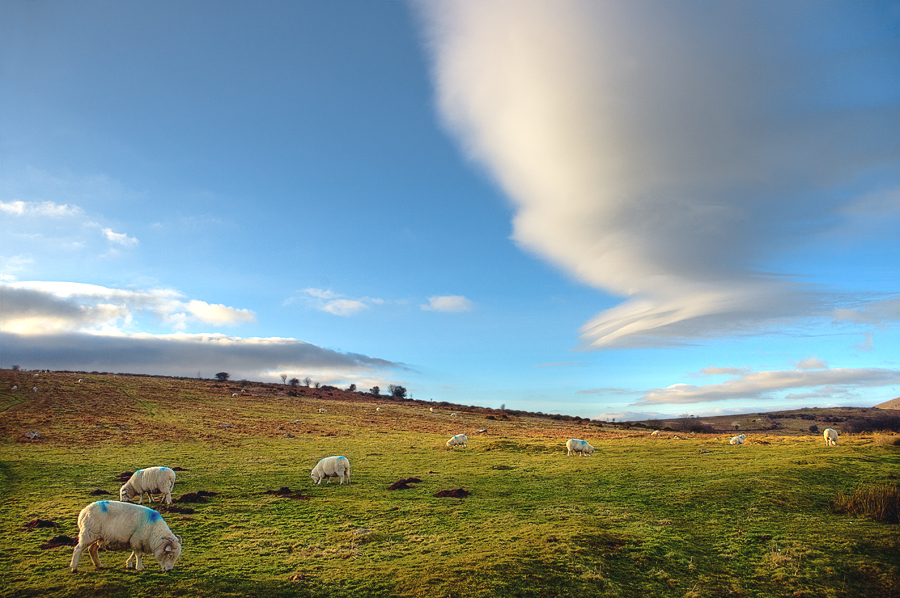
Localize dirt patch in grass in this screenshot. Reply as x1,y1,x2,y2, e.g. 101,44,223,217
114,471,134,481
162,505,196,514
264,487,309,500
23,519,58,530
388,477,421,490
176,491,212,503
434,488,469,498
89,489,111,496
171,466,189,471
40,535,78,549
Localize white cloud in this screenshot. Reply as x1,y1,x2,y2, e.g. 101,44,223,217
795,357,827,370
0,200,82,217
419,0,900,348
285,288,382,316
635,367,900,405
421,295,475,312
101,227,139,247
0,281,257,334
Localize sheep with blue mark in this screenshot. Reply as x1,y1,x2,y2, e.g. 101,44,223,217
566,438,594,456
311,456,351,485
729,434,747,445
120,467,176,505
446,434,468,448
70,501,182,572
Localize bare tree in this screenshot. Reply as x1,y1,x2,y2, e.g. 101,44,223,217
281,374,287,385
303,377,312,387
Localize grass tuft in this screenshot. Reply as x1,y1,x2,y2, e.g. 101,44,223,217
832,485,900,523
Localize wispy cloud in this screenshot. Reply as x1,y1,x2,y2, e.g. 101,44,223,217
284,288,384,316
419,0,900,348
421,295,475,312
0,281,256,334
635,367,900,405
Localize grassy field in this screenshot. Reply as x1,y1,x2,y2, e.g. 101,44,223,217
1,371,899,597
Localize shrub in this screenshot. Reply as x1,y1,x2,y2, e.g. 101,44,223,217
844,415,900,434
215,372,230,382
808,424,819,433
832,485,900,524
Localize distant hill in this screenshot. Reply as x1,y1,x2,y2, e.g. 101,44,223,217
875,397,900,410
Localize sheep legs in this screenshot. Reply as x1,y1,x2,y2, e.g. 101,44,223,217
125,551,144,571
70,540,103,572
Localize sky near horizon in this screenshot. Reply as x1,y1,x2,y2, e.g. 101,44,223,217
2,0,899,420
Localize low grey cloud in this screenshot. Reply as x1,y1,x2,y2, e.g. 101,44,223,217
1,332,406,382
419,0,900,348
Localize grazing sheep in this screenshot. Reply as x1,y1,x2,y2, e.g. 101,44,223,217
318,408,327,413
729,434,746,445
450,413,457,417
376,407,381,412
32,387,38,392
429,407,434,413
70,501,181,573
119,467,176,505
650,430,660,436
566,438,594,456
11,386,17,391
446,434,468,448
232,393,238,397
824,428,839,446
311,456,351,485
78,379,83,383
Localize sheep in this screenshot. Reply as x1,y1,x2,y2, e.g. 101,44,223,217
32,387,38,392
450,413,457,417
824,428,839,446
566,438,594,456
119,467,176,505
70,501,181,573
429,407,434,413
311,456,350,485
729,434,746,445
650,430,660,436
78,379,83,383
446,434,468,448
318,408,327,413
11,386,17,391
232,393,239,397
376,407,381,412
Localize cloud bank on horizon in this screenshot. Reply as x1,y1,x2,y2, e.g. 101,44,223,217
0,281,405,385
418,0,900,349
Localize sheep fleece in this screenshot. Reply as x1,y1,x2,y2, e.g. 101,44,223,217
120,467,176,505
311,456,351,484
70,501,181,572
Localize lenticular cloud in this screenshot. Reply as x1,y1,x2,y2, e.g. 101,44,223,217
418,0,900,348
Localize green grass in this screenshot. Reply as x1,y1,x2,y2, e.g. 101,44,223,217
1,374,900,597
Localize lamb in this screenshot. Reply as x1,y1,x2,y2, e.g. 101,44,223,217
729,434,746,445
70,500,181,573
446,434,468,448
311,456,350,485
566,438,594,456
119,467,176,505
824,428,839,446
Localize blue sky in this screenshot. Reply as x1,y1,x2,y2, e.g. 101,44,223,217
2,0,899,420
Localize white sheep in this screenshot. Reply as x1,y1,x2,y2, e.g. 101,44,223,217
32,387,38,392
11,386,17,391
70,501,181,573
318,408,327,413
311,456,351,485
729,434,746,445
566,438,594,456
232,393,238,397
429,407,434,413
119,467,176,505
824,428,839,446
450,413,457,417
78,379,83,383
446,434,468,448
650,430,660,436
376,407,381,412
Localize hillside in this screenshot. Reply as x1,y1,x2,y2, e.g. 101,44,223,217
1,369,899,598
875,396,900,410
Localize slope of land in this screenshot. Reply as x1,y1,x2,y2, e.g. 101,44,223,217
1,370,899,598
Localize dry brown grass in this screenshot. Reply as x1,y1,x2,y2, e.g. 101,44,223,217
832,485,900,523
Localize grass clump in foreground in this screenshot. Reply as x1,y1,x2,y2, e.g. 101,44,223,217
1,372,900,597
832,484,900,524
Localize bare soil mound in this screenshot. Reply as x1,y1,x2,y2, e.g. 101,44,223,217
388,477,421,490
24,519,58,530
40,535,78,549
434,488,470,498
